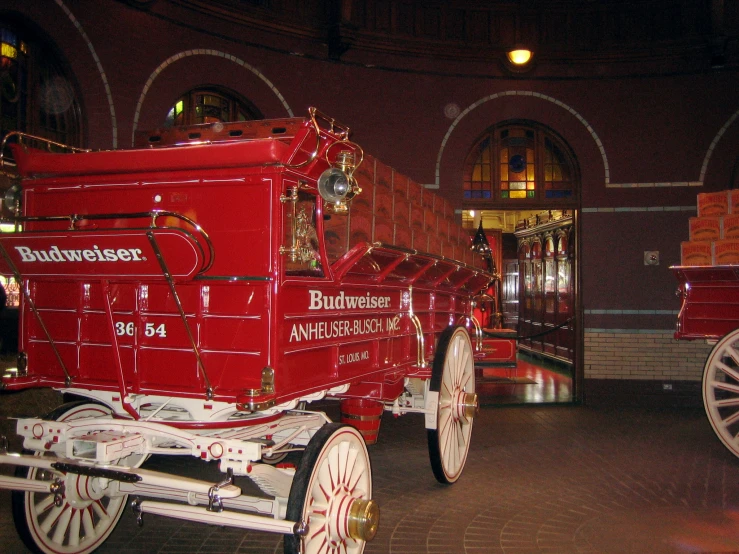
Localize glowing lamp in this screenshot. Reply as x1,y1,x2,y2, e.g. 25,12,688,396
507,49,533,66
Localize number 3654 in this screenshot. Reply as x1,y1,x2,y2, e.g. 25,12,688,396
115,322,167,337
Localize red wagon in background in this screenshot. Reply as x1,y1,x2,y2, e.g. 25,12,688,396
0,108,495,554
674,265,739,459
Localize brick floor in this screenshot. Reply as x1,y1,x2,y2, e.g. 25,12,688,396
2,390,739,553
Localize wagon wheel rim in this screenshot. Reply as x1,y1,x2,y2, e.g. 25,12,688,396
428,326,477,484
703,329,739,458
12,402,145,554
285,423,376,554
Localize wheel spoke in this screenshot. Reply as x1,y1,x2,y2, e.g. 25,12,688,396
337,441,349,484
711,397,739,408
52,505,72,545
450,337,461,378
317,463,333,503
438,406,453,439
439,398,452,410
306,533,329,554
720,409,739,427
455,420,467,449
92,499,112,525
716,360,739,383
459,368,473,391
82,506,96,540
69,509,81,547
443,424,459,472
442,361,454,397
458,345,471,382
345,450,364,493
39,503,63,534
723,344,739,367
328,445,340,490
712,381,739,395
34,493,55,514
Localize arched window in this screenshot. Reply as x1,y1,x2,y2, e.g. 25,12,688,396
463,121,578,203
1,20,82,308
0,22,82,146
164,87,262,127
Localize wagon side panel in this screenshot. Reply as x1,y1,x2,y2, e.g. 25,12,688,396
278,284,409,400
6,170,276,401
673,266,739,340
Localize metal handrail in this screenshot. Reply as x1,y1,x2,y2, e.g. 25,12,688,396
9,210,215,275
0,210,218,401
283,107,356,169
0,131,89,174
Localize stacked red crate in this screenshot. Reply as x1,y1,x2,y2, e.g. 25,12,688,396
338,156,480,268
681,190,739,266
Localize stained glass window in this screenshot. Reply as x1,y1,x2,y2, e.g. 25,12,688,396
463,136,492,199
544,137,573,199
463,122,576,203
1,22,81,147
0,21,82,307
165,88,261,127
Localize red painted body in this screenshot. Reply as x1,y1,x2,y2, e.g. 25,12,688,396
478,331,518,366
1,115,492,414
673,265,739,340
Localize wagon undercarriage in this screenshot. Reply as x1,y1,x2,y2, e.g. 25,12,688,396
0,354,474,554
1,401,379,554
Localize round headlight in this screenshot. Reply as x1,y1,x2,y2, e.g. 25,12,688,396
4,183,21,213
318,168,350,203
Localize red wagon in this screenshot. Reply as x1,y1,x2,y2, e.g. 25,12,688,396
0,108,494,554
673,264,739,458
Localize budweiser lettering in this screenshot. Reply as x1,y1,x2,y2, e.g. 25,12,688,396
14,245,145,263
308,290,391,310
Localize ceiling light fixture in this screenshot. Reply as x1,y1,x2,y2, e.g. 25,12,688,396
507,49,533,66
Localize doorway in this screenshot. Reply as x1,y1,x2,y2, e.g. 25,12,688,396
463,208,580,405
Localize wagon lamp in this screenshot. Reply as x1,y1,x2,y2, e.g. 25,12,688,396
4,183,21,216
317,167,351,213
318,148,362,213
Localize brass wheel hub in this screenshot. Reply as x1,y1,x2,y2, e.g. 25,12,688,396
348,498,380,542
454,391,479,422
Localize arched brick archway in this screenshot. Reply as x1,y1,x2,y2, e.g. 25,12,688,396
130,49,293,147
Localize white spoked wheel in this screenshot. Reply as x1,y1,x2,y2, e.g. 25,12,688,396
284,423,378,554
428,325,478,484
12,401,145,554
703,328,739,458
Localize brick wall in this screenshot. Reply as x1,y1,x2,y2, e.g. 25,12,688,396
584,330,712,381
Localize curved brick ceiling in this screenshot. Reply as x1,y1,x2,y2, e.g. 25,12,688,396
138,0,739,77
